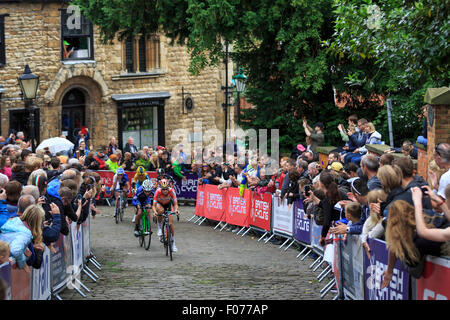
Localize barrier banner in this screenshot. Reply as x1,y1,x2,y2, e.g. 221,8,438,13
249,191,271,232
272,197,294,237
416,256,450,300
96,170,158,198
203,184,226,222
0,262,12,300
82,215,91,261
71,222,83,272
195,184,206,217
51,235,68,291
310,219,324,254
364,238,409,300
225,188,251,228
96,170,198,200
11,263,31,300
293,199,310,244
170,172,198,199
339,235,365,300
31,246,51,300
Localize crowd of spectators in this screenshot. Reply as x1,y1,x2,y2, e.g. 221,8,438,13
196,116,450,283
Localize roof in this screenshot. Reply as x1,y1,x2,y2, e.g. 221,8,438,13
424,87,450,105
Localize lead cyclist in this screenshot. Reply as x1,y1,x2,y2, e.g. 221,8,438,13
152,178,180,252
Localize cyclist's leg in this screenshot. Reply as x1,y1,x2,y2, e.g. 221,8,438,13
114,190,119,208
134,206,142,236
155,202,164,236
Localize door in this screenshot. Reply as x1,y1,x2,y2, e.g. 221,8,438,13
61,89,86,144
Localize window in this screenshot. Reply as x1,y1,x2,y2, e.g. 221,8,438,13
0,15,7,66
123,34,160,73
60,9,94,60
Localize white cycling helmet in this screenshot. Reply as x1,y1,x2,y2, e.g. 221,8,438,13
142,179,153,192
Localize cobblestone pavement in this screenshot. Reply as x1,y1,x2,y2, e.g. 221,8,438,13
59,203,333,300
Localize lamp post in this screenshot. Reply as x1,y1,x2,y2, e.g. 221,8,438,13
232,67,247,124
18,64,39,152
221,42,234,143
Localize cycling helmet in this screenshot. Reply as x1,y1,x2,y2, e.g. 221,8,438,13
160,178,170,189
157,168,165,176
142,179,153,192
116,167,125,175
136,166,145,175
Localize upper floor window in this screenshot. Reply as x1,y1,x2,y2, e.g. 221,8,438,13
60,8,94,60
123,34,160,73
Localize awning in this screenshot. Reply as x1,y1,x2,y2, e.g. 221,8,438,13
111,91,171,108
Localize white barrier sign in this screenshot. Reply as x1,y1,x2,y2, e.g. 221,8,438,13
272,197,293,237
31,246,51,300
71,222,83,270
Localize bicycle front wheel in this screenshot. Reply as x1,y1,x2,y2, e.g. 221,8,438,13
144,215,151,250
163,222,169,256
167,228,173,261
120,198,124,222
115,206,119,224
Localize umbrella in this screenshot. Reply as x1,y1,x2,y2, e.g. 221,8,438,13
36,137,74,155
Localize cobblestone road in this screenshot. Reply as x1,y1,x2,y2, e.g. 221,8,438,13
59,203,333,300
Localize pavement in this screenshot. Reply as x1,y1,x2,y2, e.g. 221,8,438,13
59,203,333,300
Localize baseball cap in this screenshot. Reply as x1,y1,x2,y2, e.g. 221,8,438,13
297,144,306,152
32,175,48,193
328,161,343,172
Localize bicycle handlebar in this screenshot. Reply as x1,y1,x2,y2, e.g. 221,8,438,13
155,211,178,217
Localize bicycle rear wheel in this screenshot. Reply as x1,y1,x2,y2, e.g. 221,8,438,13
120,198,124,222
167,227,173,261
163,221,169,256
144,215,151,250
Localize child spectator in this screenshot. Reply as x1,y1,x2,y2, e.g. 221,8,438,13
0,240,10,264
361,189,388,258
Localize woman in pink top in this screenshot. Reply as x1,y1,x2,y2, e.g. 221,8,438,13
0,156,12,180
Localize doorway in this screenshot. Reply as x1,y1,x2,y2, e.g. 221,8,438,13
61,88,86,144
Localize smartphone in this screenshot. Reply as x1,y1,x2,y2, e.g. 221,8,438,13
304,185,311,196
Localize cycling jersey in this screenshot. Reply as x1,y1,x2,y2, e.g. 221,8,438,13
131,186,153,208
153,188,177,205
112,173,129,190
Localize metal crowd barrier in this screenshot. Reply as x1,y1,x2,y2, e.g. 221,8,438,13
0,211,102,300
190,185,450,300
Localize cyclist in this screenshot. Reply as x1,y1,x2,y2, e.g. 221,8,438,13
156,168,175,188
110,167,130,217
131,166,151,222
131,179,154,237
152,178,179,252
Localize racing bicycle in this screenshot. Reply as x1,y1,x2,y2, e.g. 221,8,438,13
138,207,152,250
157,210,178,261
115,190,126,224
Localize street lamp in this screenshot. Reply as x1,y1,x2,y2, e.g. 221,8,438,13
232,67,247,123
18,64,39,152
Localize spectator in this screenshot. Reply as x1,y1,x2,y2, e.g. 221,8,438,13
47,157,61,182
0,156,12,180
93,146,108,170
285,167,301,207
107,136,118,156
327,152,341,167
0,173,8,189
411,186,450,242
84,151,99,170
428,143,450,201
344,162,359,182
307,162,320,182
382,200,449,284
377,164,405,217
330,201,362,238
20,185,40,202
120,152,134,171
134,151,149,171
74,127,90,152
361,189,388,258
148,152,161,171
20,204,46,269
0,240,10,264
360,154,382,191
343,118,368,163
0,188,32,269
385,140,418,159
379,153,395,167
302,117,324,155
105,154,119,173
308,171,344,246
4,181,22,216
345,121,381,165
124,137,139,160
27,168,47,186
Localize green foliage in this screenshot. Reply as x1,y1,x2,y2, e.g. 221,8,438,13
72,0,447,153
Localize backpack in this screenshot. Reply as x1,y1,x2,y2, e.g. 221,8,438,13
313,205,325,226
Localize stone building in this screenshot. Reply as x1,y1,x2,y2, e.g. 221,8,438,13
0,0,235,152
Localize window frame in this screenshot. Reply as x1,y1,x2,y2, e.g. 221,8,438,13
0,14,9,67
60,8,94,61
